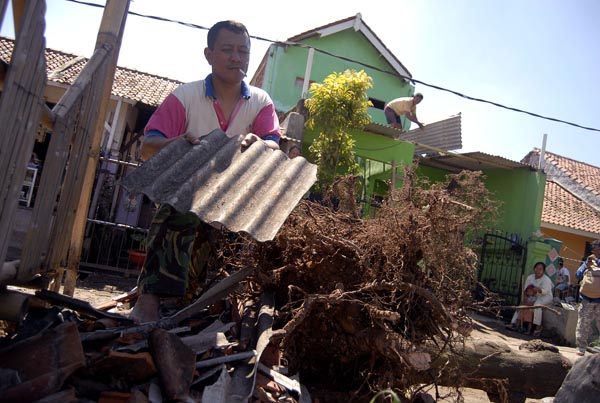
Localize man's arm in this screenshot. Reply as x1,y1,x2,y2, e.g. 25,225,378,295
576,261,587,281
141,135,179,161
405,112,424,128
141,131,202,161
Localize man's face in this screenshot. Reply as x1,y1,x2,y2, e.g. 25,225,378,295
204,28,250,85
414,96,422,105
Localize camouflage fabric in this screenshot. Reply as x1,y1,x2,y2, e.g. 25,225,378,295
576,298,600,351
137,204,220,302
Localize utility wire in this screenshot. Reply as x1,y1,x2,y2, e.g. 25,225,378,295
66,0,600,133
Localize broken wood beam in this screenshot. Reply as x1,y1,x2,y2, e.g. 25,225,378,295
35,289,133,323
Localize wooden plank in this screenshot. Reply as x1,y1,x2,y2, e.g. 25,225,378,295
0,0,46,275
63,0,131,296
47,71,108,290
18,47,111,281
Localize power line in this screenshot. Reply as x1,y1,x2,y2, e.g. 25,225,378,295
66,0,600,133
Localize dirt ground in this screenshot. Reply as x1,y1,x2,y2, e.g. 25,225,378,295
71,269,139,306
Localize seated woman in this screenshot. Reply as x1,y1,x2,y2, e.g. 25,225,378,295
506,261,554,337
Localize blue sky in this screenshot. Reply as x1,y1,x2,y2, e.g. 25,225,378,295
3,0,599,166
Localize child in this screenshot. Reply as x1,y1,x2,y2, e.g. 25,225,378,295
553,258,571,302
518,284,537,334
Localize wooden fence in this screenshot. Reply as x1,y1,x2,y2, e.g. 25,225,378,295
0,0,130,296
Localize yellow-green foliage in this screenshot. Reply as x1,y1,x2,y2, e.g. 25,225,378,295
306,69,373,191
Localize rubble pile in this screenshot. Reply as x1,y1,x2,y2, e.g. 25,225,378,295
0,169,499,402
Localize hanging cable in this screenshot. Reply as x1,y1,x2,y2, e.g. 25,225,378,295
65,0,600,133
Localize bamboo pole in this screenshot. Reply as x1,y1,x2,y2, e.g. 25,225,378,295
11,0,25,32
0,0,46,278
62,0,130,295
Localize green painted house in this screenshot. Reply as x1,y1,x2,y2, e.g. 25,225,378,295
251,13,414,129
251,14,548,303
250,13,420,205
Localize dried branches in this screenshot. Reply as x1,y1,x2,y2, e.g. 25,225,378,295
222,168,499,401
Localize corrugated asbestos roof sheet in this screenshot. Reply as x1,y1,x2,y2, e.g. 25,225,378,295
418,151,535,172
120,130,317,242
364,114,462,155
0,36,182,107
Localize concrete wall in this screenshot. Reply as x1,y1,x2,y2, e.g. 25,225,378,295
544,304,578,346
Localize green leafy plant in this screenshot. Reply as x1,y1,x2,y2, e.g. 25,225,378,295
306,69,373,193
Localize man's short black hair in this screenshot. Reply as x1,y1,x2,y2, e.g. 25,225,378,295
592,239,600,247
207,20,249,49
414,92,424,100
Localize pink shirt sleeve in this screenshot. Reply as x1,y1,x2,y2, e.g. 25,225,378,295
144,94,187,139
252,103,281,139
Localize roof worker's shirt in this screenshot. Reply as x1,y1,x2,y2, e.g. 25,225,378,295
385,97,416,116
144,74,281,142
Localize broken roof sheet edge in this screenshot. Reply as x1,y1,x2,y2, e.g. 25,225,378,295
120,130,317,242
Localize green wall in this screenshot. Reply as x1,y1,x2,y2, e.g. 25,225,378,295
483,169,545,240
414,165,546,241
260,29,413,124
302,126,414,204
302,127,415,166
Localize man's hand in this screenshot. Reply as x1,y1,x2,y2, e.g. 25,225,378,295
418,122,425,129
182,133,202,145
241,133,260,148
241,133,280,150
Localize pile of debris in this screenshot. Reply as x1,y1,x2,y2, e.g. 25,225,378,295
0,170,504,402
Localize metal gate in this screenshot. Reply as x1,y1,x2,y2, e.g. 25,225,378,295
79,157,154,276
478,232,527,306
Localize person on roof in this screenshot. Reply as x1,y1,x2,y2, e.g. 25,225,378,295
384,93,425,131
129,20,281,324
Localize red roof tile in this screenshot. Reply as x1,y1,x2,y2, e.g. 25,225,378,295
0,36,182,107
543,150,600,197
542,181,600,234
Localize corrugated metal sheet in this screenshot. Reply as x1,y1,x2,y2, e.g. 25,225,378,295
364,114,462,154
120,130,317,242
418,151,537,172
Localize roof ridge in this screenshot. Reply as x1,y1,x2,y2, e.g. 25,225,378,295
533,147,600,171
